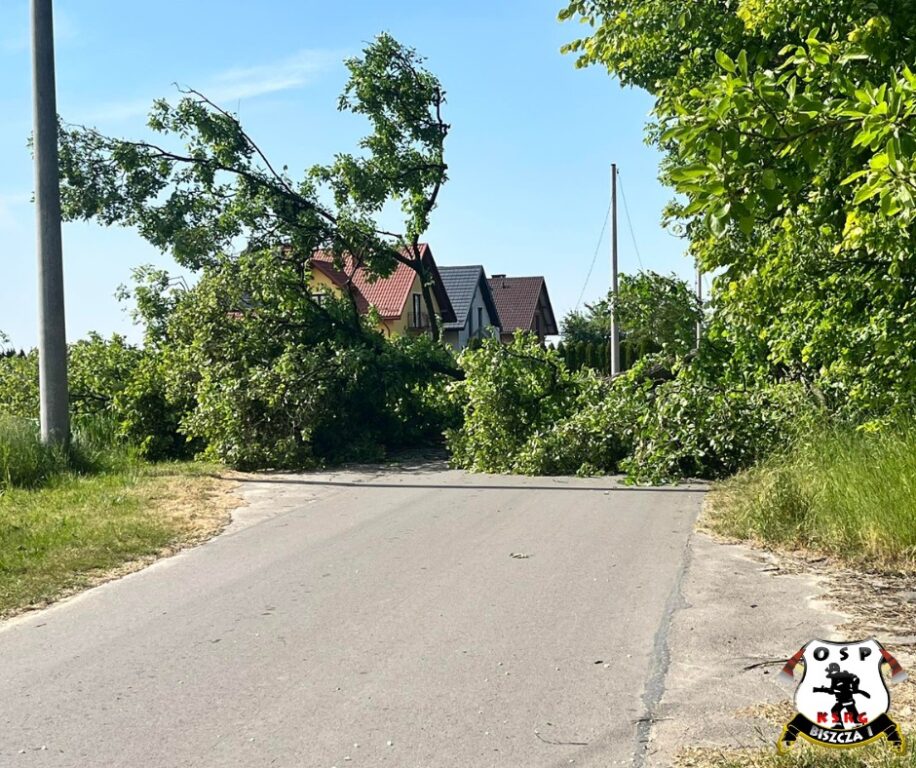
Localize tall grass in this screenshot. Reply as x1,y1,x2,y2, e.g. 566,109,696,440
707,421,916,569
0,414,134,490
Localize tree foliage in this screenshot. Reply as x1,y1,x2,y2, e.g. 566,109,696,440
446,334,579,473
562,271,701,364
58,33,451,338
560,0,916,416
447,335,817,482
0,259,461,469
130,253,459,469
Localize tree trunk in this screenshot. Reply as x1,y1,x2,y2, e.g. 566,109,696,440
409,243,440,342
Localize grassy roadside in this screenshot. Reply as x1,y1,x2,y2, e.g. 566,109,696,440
676,743,916,767
0,462,239,618
689,423,916,768
704,422,916,571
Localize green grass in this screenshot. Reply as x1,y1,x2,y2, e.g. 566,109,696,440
706,421,916,570
0,462,235,616
0,413,133,489
0,416,70,488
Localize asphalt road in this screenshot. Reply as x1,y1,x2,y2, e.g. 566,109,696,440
0,465,705,767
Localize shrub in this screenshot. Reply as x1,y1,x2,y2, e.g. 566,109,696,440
160,251,459,470
447,333,578,472
0,335,189,461
0,350,39,419
69,333,189,460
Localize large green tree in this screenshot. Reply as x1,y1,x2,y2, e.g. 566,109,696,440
560,1,916,414
562,271,701,361
58,33,451,339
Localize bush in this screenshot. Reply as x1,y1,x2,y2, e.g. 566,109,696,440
0,335,189,461
69,333,189,460
158,251,459,470
0,350,39,419
447,334,578,473
448,336,824,482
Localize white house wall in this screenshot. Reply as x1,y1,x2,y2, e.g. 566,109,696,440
451,285,500,349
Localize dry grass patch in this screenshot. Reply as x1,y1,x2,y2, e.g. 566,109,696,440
674,742,916,768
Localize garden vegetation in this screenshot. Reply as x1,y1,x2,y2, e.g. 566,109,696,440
3,5,916,609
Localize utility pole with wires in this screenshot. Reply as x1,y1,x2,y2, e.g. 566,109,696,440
32,0,69,444
609,163,621,377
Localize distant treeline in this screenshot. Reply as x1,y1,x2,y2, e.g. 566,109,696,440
462,337,650,375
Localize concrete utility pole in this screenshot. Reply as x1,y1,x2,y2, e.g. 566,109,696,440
609,164,621,377
32,0,69,444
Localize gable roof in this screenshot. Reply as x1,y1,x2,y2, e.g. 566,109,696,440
311,243,455,323
439,265,502,331
310,259,370,314
486,276,559,336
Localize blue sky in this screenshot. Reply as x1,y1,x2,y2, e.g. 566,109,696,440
0,0,692,347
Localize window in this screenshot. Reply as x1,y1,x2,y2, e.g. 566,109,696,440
412,294,423,327
535,313,541,338
477,307,483,338
310,291,326,307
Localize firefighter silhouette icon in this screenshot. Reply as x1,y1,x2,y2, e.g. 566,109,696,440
778,638,907,753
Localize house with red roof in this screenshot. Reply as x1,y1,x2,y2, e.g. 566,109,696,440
486,275,558,343
309,244,456,337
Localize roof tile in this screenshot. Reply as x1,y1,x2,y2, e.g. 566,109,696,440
487,276,558,335
312,248,421,319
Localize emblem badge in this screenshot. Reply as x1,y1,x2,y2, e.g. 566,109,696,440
778,638,907,753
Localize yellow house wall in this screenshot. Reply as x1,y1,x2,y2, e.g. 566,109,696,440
309,270,343,295
382,273,441,337
309,270,441,337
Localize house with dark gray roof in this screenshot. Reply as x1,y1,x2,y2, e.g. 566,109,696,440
438,265,502,350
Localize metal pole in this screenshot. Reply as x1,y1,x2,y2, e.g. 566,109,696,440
695,263,703,351
609,164,620,376
32,0,69,444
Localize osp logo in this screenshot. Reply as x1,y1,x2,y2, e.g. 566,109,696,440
777,638,907,753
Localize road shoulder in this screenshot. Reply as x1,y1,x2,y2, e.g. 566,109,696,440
646,532,844,764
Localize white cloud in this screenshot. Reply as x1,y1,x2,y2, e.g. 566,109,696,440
206,49,341,103
78,48,342,124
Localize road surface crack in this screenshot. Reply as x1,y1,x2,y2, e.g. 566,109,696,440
632,527,696,768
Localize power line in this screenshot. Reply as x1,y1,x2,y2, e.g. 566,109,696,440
575,202,611,310
617,171,644,271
